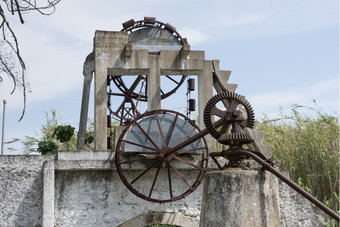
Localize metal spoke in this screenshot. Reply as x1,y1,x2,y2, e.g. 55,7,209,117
172,155,204,171
169,161,194,191
173,126,196,148
228,99,239,112
148,161,162,198
154,113,167,148
167,163,173,199
121,139,159,152
212,106,225,118
166,112,178,146
131,159,161,185
107,92,126,96
129,75,144,92
165,75,180,85
220,122,231,134
135,121,160,150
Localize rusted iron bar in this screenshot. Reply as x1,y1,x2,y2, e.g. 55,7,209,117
165,119,224,156
237,150,340,222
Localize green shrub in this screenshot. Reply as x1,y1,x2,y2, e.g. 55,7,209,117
52,125,75,143
37,141,58,154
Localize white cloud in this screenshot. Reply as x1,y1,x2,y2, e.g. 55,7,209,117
177,28,210,45
309,78,339,94
248,78,339,118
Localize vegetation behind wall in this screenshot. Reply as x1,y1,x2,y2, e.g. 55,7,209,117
257,105,339,214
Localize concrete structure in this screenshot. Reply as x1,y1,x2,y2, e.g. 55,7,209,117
92,30,223,151
200,170,282,227
0,19,330,226
0,153,328,226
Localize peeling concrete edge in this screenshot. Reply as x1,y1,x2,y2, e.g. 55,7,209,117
42,160,55,227
117,212,199,227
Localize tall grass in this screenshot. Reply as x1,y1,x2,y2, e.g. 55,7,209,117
257,106,339,213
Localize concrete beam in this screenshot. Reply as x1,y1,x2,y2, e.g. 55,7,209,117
179,44,190,59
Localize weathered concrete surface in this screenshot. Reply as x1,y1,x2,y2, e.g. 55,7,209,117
200,169,281,227
58,150,115,161
0,155,55,227
43,160,55,227
54,170,202,226
118,212,199,227
0,154,329,226
274,172,327,227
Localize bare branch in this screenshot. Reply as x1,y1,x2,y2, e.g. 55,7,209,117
0,0,60,120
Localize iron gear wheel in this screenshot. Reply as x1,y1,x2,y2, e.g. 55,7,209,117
204,91,255,145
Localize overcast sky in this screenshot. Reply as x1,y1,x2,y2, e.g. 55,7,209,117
0,0,338,154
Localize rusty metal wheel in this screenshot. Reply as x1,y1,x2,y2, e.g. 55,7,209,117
115,109,208,203
204,91,255,145
109,75,187,101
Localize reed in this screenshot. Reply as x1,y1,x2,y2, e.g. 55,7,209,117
257,106,339,214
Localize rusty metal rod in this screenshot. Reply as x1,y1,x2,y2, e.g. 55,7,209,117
165,119,224,156
238,150,340,222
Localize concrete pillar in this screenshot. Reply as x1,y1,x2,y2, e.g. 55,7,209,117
94,31,127,150
77,59,94,150
43,161,55,227
198,60,215,152
200,169,281,227
148,55,161,110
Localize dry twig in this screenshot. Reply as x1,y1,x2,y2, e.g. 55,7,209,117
0,0,60,120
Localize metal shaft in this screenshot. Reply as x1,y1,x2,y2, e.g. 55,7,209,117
165,119,224,157
239,150,340,222
1,100,7,155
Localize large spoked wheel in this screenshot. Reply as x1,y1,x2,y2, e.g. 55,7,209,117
110,75,187,101
115,109,208,203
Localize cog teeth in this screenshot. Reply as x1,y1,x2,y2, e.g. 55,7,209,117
204,91,256,143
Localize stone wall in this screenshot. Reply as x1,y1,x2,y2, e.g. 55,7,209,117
0,153,329,226
54,170,202,226
0,155,55,227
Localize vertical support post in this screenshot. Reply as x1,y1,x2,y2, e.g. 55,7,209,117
94,31,128,150
1,100,6,155
198,61,215,153
43,160,55,227
77,59,94,150
148,55,161,110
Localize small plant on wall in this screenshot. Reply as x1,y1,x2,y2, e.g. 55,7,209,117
37,141,59,155
52,125,75,150
36,124,75,154
7,110,94,154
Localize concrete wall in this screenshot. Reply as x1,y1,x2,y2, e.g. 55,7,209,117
0,155,55,227
0,153,328,226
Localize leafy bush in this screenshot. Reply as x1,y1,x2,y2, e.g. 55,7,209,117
37,141,58,154
7,110,94,153
85,131,94,145
53,125,75,143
